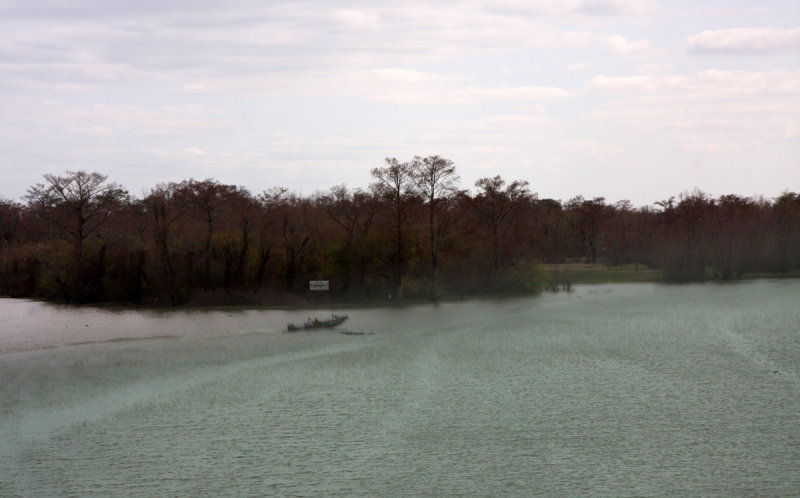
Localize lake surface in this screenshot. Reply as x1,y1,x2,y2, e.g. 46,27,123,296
1,281,799,496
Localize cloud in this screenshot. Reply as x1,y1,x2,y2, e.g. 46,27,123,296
587,69,800,96
334,8,382,30
559,139,622,159
81,104,232,138
183,148,208,156
1,0,796,206
686,28,800,54
587,74,656,92
485,0,655,16
604,35,655,56
578,0,655,16
247,110,567,191
585,67,800,201
142,147,212,162
586,69,800,98
362,68,574,105
370,68,447,85
0,0,658,99
3,99,182,137
0,97,234,181
586,69,800,151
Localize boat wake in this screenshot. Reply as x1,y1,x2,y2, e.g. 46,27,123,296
718,325,800,388
69,335,181,346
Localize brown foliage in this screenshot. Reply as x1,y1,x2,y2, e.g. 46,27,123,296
2,168,799,303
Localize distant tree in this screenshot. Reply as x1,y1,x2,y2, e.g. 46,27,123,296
24,171,129,300
143,183,190,303
0,200,23,247
0,200,32,297
184,179,238,288
657,190,714,281
260,188,320,292
472,176,531,276
709,194,759,279
371,158,417,300
532,198,569,263
772,192,800,271
324,185,380,293
629,205,658,271
253,195,278,288
6,165,800,304
325,185,379,248
410,155,459,299
25,171,129,257
567,196,609,264
603,200,635,266
218,187,258,288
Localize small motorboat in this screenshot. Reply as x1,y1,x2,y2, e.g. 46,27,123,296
287,314,348,331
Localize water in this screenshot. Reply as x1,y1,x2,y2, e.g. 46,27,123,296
1,281,799,496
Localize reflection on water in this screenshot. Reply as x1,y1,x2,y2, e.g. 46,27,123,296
1,281,799,496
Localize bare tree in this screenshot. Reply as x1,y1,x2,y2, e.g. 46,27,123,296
371,158,416,300
220,187,258,288
143,183,189,303
25,171,128,257
773,192,800,271
326,185,378,246
324,184,379,292
260,188,320,292
567,196,610,264
411,155,459,299
0,200,23,246
183,179,237,288
25,170,128,300
472,175,530,275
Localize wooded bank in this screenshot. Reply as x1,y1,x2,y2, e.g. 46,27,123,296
1,160,799,305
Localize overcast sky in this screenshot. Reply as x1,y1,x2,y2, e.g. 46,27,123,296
2,0,798,206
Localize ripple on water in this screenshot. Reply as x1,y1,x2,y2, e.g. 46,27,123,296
1,281,799,496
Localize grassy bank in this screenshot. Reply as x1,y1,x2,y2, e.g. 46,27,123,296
740,269,800,280
544,263,661,287
544,263,800,287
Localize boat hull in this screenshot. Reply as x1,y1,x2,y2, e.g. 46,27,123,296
287,315,348,331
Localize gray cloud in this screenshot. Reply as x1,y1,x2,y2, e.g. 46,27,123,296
1,0,797,206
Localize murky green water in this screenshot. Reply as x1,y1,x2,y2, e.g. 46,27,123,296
2,281,799,496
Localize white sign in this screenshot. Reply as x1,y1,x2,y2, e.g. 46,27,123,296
309,280,329,291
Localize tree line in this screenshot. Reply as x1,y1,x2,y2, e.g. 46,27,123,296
1,159,799,304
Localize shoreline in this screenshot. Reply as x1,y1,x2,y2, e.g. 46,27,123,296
4,265,799,310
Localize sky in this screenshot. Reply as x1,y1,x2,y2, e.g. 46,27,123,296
1,0,798,207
